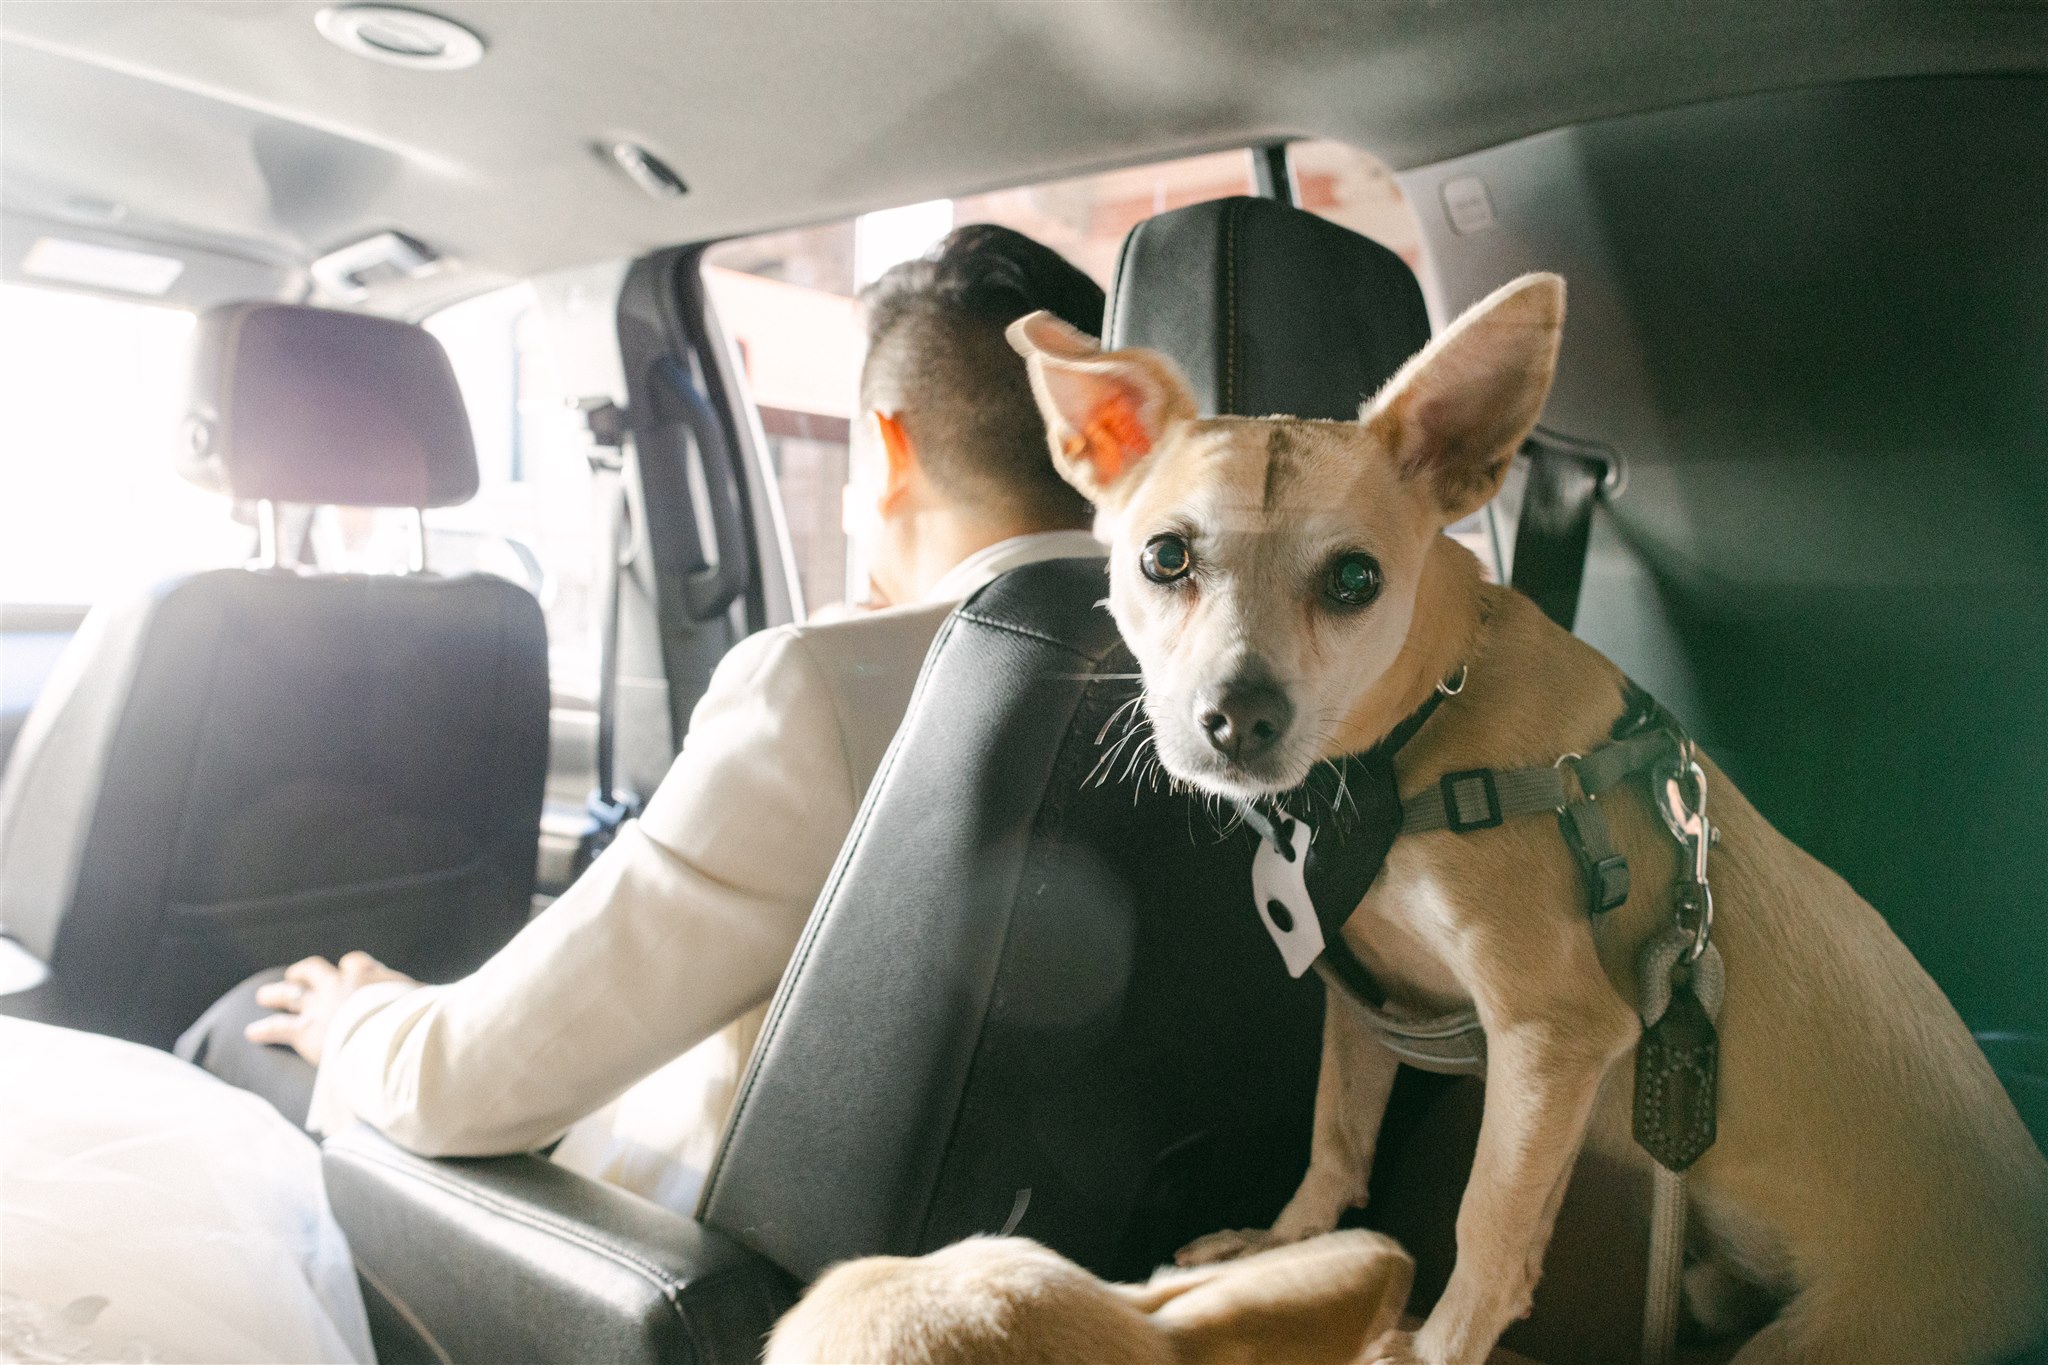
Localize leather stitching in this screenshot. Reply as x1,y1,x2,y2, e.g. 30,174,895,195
340,1147,692,1308
909,649,1137,1250
701,607,970,1209
700,570,1116,1226
352,1257,455,1365
1104,226,1140,345
1223,198,1240,414
951,610,1101,659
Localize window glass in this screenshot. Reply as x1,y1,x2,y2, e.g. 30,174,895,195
1291,140,1506,580
424,271,618,698
0,273,624,686
0,284,242,606
1288,138,1426,274
702,145,1503,601
704,150,1256,616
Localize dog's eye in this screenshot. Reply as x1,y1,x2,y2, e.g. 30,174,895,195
1140,533,1194,585
1324,552,1382,608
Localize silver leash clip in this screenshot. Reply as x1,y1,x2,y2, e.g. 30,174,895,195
1655,748,1715,962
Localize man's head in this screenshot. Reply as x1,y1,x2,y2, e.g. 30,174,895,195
853,225,1104,605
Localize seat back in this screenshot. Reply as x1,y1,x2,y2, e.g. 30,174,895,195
701,199,1435,1283
703,557,1321,1281
0,303,549,1046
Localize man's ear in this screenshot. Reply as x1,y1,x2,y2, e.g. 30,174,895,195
1363,273,1565,526
873,411,915,511
1006,311,1197,507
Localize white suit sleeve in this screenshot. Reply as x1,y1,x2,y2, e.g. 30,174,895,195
305,626,861,1156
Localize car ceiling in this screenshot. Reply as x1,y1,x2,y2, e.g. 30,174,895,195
2,1,2043,311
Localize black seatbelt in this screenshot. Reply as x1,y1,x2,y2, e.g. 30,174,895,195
577,398,640,870
1510,427,1618,631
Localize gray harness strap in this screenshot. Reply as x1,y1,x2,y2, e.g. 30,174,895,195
1402,766,1569,835
1292,695,1680,1076
1398,729,1674,836
1245,677,1710,1365
1335,991,1488,1076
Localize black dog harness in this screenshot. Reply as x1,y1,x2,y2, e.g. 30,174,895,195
1235,674,1704,1078
1234,670,1724,1365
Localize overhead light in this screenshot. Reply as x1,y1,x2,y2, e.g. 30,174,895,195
310,230,439,300
315,5,484,71
603,141,689,201
21,237,184,296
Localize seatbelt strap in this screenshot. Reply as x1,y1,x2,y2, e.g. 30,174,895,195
578,399,640,867
1510,428,1618,631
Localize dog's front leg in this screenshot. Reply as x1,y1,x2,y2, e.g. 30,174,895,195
1378,970,1637,1365
1180,989,1401,1265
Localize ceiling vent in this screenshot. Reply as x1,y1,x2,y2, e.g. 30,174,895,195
315,6,484,71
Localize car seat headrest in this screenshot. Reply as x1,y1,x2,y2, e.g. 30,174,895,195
1104,196,1431,420
179,302,478,508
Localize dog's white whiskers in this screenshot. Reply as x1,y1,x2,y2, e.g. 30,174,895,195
1094,693,1144,744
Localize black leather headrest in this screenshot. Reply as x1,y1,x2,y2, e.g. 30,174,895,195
180,302,478,508
1105,196,1431,420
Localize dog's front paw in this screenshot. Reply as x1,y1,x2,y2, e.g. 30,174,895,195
1174,1228,1283,1266
1360,1328,1422,1365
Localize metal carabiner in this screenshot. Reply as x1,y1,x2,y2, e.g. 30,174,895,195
1674,878,1714,963
1656,759,1713,887
1657,756,1715,962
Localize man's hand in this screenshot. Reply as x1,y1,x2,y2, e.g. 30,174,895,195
245,951,418,1066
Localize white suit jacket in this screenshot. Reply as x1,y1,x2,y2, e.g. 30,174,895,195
307,531,1103,1211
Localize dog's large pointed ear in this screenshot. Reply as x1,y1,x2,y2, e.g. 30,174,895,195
1364,273,1565,526
1007,311,1197,507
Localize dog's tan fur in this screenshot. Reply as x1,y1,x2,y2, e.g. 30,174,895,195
763,1230,1415,1365
1009,278,2048,1365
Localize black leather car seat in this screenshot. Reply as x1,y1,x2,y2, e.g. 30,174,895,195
0,302,549,1048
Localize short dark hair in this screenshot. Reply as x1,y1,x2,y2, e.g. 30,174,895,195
860,224,1104,527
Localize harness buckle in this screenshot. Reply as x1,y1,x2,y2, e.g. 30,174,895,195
1441,769,1504,832
1589,854,1632,912
1557,779,1632,915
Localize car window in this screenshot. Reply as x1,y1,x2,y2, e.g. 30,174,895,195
705,149,1264,616
1288,138,1427,276
1287,139,1508,581
0,271,622,707
423,269,624,700
0,283,244,607
702,144,1486,615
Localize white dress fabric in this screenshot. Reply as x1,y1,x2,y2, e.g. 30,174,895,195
0,1017,373,1364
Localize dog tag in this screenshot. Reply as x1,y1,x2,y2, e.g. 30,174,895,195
1251,815,1325,978
1633,928,1722,1172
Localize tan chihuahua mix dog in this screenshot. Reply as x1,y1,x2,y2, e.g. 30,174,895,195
1006,277,2048,1365
764,1229,1416,1365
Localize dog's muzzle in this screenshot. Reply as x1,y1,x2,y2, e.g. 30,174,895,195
1195,667,1294,765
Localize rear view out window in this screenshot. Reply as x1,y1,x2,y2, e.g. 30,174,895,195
423,270,620,699
703,144,1438,617
705,149,1269,615
0,284,243,607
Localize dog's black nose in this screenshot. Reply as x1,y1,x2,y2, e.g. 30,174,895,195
1199,680,1293,762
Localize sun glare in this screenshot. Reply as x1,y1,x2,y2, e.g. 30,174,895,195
0,283,248,607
